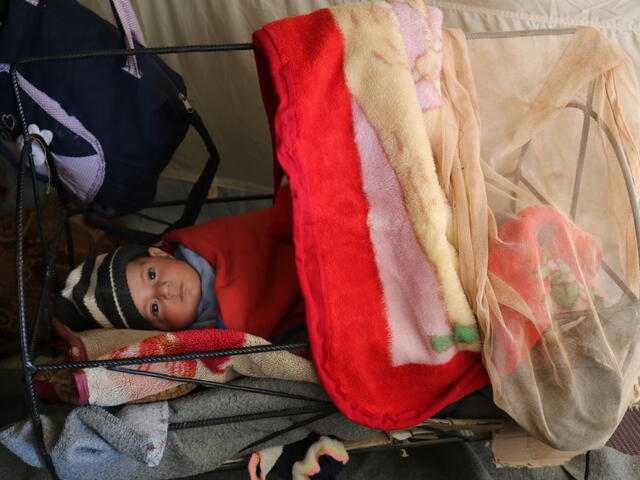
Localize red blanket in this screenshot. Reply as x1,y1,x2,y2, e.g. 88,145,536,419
253,0,488,430
163,208,305,342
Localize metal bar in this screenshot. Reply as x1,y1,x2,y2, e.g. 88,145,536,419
27,145,51,291
108,366,331,404
14,44,255,68
554,303,639,320
203,194,273,204
217,434,491,472
600,95,640,283
147,193,273,209
570,83,595,220
508,141,531,214
600,261,638,301
29,208,68,358
12,68,59,480
465,28,576,40
513,176,548,205
33,342,309,372
239,410,335,452
169,405,335,431
348,435,490,455
514,173,636,300
44,211,70,353
566,102,640,250
565,102,640,299
64,211,75,270
414,425,474,441
22,143,53,357
10,30,577,67
131,211,173,226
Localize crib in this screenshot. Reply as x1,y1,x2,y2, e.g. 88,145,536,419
3,2,640,479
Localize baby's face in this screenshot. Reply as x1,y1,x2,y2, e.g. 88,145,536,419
126,247,201,331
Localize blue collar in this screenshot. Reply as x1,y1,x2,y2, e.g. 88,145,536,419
173,245,223,329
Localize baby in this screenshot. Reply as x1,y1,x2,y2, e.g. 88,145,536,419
55,243,219,332
55,208,305,340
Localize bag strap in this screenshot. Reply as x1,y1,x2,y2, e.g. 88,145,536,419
82,105,221,245
80,1,221,244
110,0,147,78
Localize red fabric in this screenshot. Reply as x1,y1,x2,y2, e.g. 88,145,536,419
33,378,62,404
173,329,247,374
270,183,294,243
162,208,305,342
488,206,602,374
107,328,247,377
253,10,488,430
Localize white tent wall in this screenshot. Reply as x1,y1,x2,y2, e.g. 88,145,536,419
79,0,640,197
432,0,640,80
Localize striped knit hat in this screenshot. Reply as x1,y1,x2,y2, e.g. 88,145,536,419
55,245,154,331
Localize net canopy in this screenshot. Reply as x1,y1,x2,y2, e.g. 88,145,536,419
439,26,640,451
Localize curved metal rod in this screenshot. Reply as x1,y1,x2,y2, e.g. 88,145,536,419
12,44,255,68
239,409,335,453
33,342,310,372
12,74,59,479
570,82,595,220
565,101,640,259
108,366,331,404
505,100,640,300
169,405,335,432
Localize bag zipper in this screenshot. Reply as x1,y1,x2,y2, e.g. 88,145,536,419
178,92,194,113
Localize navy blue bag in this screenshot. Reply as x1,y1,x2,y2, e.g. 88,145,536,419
0,0,219,242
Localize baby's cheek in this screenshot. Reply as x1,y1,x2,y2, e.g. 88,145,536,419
166,307,197,331
151,318,169,331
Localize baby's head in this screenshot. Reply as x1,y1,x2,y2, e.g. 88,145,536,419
126,247,201,330
56,245,201,332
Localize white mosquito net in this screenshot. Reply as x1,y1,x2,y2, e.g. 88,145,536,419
438,26,640,450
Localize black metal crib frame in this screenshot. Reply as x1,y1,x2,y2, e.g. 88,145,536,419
9,38,497,479
10,23,640,479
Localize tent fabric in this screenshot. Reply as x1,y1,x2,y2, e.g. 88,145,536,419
433,0,640,82
78,0,640,196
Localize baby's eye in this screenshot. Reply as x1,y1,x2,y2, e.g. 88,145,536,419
151,301,159,316
148,268,156,282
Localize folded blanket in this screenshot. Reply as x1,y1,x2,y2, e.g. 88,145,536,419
254,0,488,430
48,319,317,406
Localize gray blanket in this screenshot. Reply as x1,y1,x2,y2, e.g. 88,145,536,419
0,377,374,480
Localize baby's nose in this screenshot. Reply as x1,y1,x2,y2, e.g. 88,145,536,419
161,281,177,299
